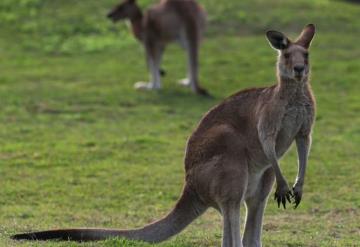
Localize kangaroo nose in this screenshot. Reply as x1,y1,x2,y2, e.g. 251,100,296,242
294,65,305,74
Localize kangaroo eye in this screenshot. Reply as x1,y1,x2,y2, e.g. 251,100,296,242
304,52,309,58
283,53,290,59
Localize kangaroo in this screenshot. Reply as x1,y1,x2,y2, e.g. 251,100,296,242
107,0,208,95
12,24,316,247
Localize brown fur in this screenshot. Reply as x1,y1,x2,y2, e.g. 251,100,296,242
107,0,208,95
12,25,316,247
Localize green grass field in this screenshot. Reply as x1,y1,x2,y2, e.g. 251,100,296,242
0,0,359,246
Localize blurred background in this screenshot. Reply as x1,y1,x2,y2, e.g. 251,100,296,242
0,0,359,246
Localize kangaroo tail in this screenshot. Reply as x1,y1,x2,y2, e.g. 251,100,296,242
11,186,207,243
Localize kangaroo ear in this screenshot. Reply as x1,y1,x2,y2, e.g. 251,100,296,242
266,30,290,50
295,24,316,49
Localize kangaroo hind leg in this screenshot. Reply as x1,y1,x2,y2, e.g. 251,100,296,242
135,40,164,91
214,156,248,247
242,167,275,247
183,23,208,96
177,29,192,88
220,201,243,247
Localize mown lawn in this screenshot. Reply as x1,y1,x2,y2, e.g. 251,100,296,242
0,0,359,246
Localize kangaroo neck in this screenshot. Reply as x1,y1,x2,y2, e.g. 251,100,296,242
129,9,144,41
275,73,309,104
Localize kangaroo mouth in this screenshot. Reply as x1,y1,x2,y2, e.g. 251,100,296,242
107,13,119,22
294,72,304,81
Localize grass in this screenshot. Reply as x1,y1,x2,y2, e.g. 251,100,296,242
0,0,359,246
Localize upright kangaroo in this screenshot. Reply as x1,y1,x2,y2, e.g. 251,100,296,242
12,24,316,247
107,0,208,95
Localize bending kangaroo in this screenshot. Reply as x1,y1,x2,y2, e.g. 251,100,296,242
107,0,208,95
12,24,316,247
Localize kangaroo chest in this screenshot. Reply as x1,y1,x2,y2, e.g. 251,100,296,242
275,105,308,157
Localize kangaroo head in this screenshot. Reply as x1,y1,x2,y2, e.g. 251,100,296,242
107,0,140,22
266,24,316,82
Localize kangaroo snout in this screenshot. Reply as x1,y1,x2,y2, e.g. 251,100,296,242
107,12,117,22
294,65,306,80
294,65,305,74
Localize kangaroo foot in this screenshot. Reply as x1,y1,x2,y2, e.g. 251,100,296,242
134,82,161,91
195,87,211,97
178,78,191,87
